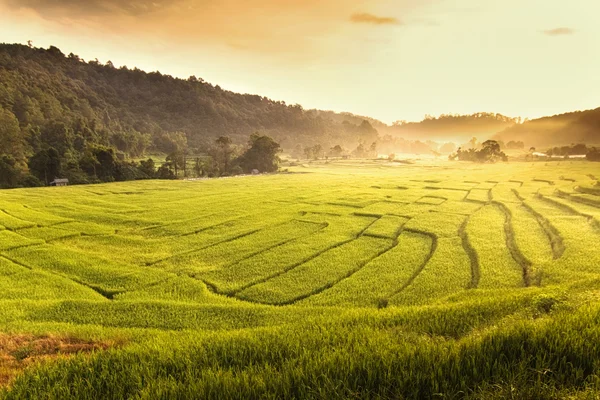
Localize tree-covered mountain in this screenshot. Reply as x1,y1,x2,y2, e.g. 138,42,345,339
0,43,386,159
493,108,600,149
0,43,393,187
388,113,520,143
1,42,598,188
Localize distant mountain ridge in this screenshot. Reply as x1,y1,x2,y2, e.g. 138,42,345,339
388,113,519,143
0,42,597,162
493,108,600,148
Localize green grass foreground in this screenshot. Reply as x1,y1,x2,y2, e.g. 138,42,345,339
1,159,600,398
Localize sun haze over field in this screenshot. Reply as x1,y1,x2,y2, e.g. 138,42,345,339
1,160,600,398
3,1,600,398
1,0,599,122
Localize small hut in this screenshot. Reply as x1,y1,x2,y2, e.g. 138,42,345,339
49,179,69,187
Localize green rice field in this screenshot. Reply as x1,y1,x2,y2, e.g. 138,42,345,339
1,159,600,399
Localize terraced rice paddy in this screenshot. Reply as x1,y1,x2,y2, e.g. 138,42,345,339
2,160,600,399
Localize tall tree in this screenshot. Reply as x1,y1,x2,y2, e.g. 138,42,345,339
0,156,22,188
215,136,234,173
0,108,26,167
138,159,156,178
312,144,323,160
237,133,281,173
166,151,186,177
28,147,61,185
330,145,343,158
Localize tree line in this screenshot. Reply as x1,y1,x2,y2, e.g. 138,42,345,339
0,127,282,188
0,43,387,187
448,140,508,163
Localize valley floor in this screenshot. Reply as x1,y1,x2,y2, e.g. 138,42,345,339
1,159,600,399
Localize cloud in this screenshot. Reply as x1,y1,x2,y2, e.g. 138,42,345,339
0,0,426,60
3,0,175,16
542,27,575,36
350,12,400,26
1,0,349,55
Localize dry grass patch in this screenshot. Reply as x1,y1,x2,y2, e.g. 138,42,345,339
0,333,117,388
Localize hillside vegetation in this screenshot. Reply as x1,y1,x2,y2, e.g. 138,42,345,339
390,113,519,143
3,42,599,188
0,43,382,158
494,108,600,148
1,160,600,398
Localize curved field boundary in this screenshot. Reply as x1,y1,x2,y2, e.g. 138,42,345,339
464,189,491,204
226,237,357,297
219,221,328,269
385,229,438,299
490,185,522,204
1,241,45,252
137,211,228,235
226,217,382,297
46,232,85,243
298,231,432,307
2,207,72,227
234,236,393,306
411,179,442,184
537,195,600,232
353,212,384,218
151,219,328,279
261,239,396,306
509,180,524,187
0,230,44,252
387,235,472,306
177,214,255,238
512,189,565,259
201,222,329,294
424,186,470,192
0,254,34,271
458,217,480,289
511,188,526,202
146,229,262,266
416,196,447,205
533,179,555,186
492,201,532,287
299,211,342,217
0,254,114,300
362,215,409,240
465,205,524,289
0,210,38,230
565,194,600,209
574,185,600,196
326,201,377,209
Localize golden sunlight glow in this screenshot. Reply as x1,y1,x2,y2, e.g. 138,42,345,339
1,0,598,122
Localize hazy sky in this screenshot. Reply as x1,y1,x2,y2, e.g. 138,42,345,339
1,0,598,123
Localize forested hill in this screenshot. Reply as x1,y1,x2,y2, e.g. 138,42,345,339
493,108,600,148
0,43,382,161
389,113,519,143
2,41,596,171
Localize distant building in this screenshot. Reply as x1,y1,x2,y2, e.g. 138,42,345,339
49,179,69,187
251,169,260,175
